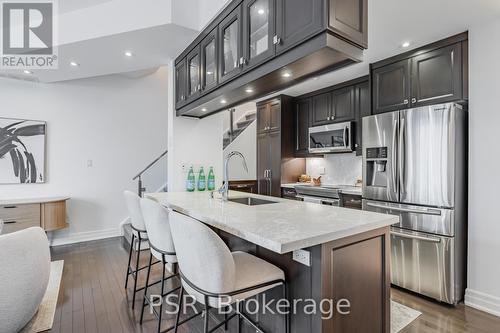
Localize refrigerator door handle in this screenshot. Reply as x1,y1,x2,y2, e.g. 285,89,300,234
365,202,442,216
391,230,442,243
399,117,406,194
391,119,398,194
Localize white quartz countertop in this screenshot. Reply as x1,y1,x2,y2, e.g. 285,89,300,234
0,196,70,205
148,191,398,254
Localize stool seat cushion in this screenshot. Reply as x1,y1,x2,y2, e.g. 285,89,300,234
184,251,284,308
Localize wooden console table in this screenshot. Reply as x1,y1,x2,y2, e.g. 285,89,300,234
0,197,70,234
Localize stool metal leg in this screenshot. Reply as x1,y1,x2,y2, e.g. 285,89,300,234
132,232,142,309
125,233,135,289
173,286,184,333
203,296,210,333
140,252,153,324
157,255,166,333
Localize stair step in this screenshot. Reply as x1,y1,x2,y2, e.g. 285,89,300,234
237,119,253,128
245,112,256,120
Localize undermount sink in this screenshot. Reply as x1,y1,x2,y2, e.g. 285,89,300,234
227,197,278,206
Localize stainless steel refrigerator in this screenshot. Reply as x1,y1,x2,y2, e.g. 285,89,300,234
362,102,467,304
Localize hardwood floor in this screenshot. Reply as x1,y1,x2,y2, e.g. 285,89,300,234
48,237,500,333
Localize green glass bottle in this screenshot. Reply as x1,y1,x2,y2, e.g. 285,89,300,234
207,166,215,191
186,166,195,192
197,167,206,191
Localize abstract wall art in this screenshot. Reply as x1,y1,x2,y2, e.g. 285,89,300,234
0,118,46,184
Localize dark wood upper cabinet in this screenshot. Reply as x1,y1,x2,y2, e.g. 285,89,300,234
218,5,243,84
311,93,331,126
200,28,218,93
354,79,370,156
331,85,355,122
186,46,202,101
175,58,187,108
411,43,462,107
371,33,468,115
372,59,411,114
328,0,368,48
243,0,276,69
275,0,323,54
295,97,311,156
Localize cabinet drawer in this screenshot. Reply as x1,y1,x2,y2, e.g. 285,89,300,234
0,204,41,234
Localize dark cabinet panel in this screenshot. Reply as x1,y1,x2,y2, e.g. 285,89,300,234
354,80,370,156
257,103,269,133
219,5,243,84
311,93,331,126
243,0,276,69
295,98,311,156
200,28,218,93
187,46,202,101
372,59,411,114
411,43,462,107
329,0,367,48
257,132,270,195
268,99,281,131
331,85,355,122
275,0,323,54
268,130,282,197
175,58,187,108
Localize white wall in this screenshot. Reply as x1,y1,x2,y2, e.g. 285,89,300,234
0,68,169,244
306,153,362,186
465,18,500,316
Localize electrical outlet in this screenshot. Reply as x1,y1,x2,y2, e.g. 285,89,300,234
319,166,326,175
293,249,311,266
86,160,93,167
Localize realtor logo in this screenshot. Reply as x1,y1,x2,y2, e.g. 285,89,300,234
1,0,58,69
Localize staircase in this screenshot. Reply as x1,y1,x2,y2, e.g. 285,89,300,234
223,112,256,149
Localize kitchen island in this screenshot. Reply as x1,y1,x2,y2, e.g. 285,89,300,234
148,191,398,333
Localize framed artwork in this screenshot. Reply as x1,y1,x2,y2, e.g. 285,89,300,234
0,117,46,184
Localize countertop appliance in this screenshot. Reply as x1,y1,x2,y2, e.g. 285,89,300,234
309,122,353,154
362,102,467,305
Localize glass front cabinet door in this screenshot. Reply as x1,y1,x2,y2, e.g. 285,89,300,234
219,5,243,83
187,46,201,101
201,28,218,92
243,0,275,69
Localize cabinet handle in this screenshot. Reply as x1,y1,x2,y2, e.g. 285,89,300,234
3,206,17,209
273,35,281,45
327,116,330,121
239,57,247,66
411,98,416,103
4,220,17,224
403,99,409,105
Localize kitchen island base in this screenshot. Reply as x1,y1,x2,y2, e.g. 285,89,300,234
214,226,391,333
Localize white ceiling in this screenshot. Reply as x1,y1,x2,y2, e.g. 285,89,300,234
1,0,500,86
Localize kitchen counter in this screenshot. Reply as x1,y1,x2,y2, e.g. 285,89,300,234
148,191,396,254
148,191,394,332
0,196,70,205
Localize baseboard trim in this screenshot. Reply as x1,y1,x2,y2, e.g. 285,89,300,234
465,288,500,317
50,228,122,247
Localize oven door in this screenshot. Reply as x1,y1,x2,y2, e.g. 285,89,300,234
309,122,352,153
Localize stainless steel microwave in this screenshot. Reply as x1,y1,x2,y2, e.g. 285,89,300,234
309,122,353,153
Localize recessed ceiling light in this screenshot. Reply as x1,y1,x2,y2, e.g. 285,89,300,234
282,72,292,78
401,41,411,48
258,8,265,15
70,61,79,67
124,51,133,57
23,70,32,74
245,88,254,93
220,99,227,104
201,108,208,112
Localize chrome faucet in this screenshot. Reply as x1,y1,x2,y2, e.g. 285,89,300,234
218,151,248,201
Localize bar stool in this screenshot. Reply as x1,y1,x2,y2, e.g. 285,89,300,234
123,191,160,309
169,210,288,333
139,198,186,333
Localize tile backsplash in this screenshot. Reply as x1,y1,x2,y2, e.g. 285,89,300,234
306,153,362,185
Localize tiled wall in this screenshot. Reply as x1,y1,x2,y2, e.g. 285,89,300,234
306,152,362,186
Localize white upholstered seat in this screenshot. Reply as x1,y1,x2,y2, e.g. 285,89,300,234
169,211,285,308
0,227,51,333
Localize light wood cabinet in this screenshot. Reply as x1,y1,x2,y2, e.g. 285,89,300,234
0,198,69,235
